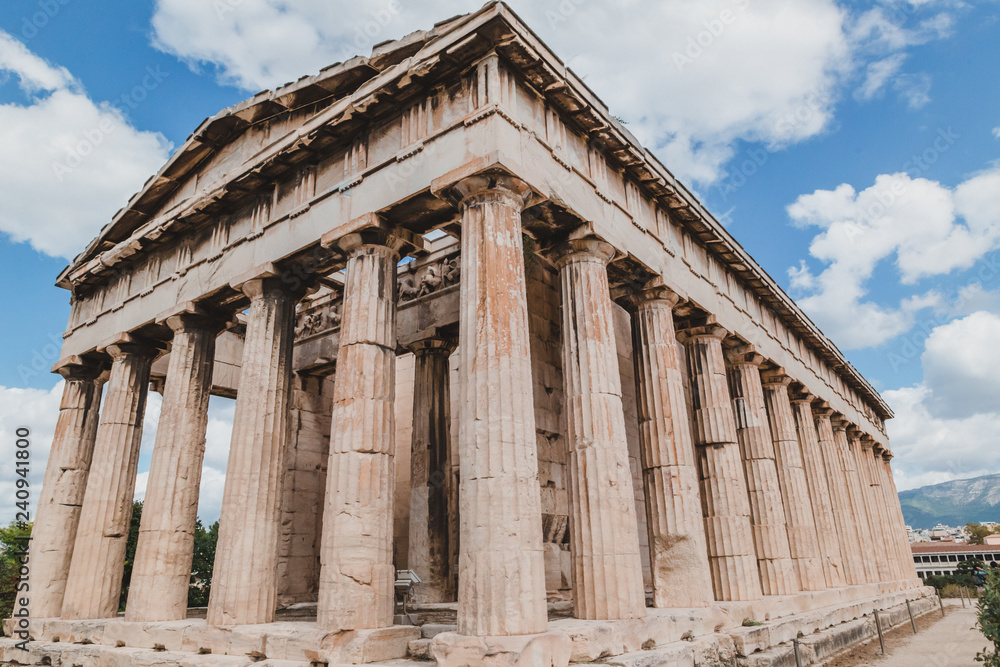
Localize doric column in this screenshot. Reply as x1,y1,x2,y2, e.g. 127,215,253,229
318,229,406,631
813,406,864,586
789,391,846,589
725,349,798,596
21,358,104,619
208,272,300,626
449,174,547,636
867,442,902,581
760,372,824,591
406,337,456,604
62,338,157,619
833,419,878,584
126,308,226,622
881,452,918,579
677,324,761,602
850,431,894,583
630,284,712,608
553,237,645,621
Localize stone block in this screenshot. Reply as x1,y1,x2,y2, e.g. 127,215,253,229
421,624,458,639
430,631,572,667
408,638,433,660
599,643,694,667
321,626,421,664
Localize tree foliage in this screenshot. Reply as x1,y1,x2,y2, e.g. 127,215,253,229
188,519,219,607
976,567,1000,665
968,523,996,545
0,521,32,630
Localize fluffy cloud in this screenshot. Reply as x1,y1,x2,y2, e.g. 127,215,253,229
886,313,1000,490
0,382,232,525
0,31,172,259
149,0,950,185
0,383,62,524
787,166,1000,348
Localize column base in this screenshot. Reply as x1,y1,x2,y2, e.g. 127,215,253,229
430,630,572,667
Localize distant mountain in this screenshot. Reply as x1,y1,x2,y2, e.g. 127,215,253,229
899,473,1000,529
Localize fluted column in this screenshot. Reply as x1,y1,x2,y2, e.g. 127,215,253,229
553,238,645,620
449,175,547,636
318,230,404,630
208,274,300,626
867,442,902,581
813,407,864,586
850,431,893,583
126,309,225,622
630,285,713,608
833,419,878,584
789,391,846,589
725,350,797,596
881,452,918,579
62,339,156,619
406,337,456,604
678,324,761,602
21,359,104,619
760,373,824,591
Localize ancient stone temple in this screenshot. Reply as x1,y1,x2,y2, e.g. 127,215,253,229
4,3,935,666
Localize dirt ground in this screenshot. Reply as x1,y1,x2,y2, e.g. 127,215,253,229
822,600,985,666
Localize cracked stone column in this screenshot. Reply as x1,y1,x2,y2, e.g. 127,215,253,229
62,338,156,620
814,406,865,587
208,272,300,626
789,391,846,589
629,284,713,608
867,442,902,581
760,372,824,591
126,308,226,622
318,229,405,631
881,451,918,580
20,358,104,619
448,174,547,636
833,419,878,584
678,324,761,602
850,431,894,583
725,349,798,597
553,237,645,621
406,337,456,604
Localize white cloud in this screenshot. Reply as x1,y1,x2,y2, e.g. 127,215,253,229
886,311,1000,491
787,167,1000,348
0,380,232,526
149,0,950,185
993,127,1000,139
856,53,907,101
0,383,62,525
0,30,173,259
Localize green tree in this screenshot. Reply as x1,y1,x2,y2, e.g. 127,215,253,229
188,519,219,607
968,523,994,545
976,567,1000,665
0,521,32,630
118,500,142,612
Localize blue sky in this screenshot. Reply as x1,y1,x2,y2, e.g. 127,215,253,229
0,0,998,522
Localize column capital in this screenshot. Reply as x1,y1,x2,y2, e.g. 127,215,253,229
831,415,850,432
760,368,793,388
321,212,423,259
788,388,815,404
156,302,234,335
676,322,728,344
548,236,616,270
229,263,310,301
812,401,835,419
882,450,894,462
52,355,106,381
435,172,534,210
623,276,684,309
859,435,875,451
723,343,765,367
97,332,163,360
406,337,457,356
